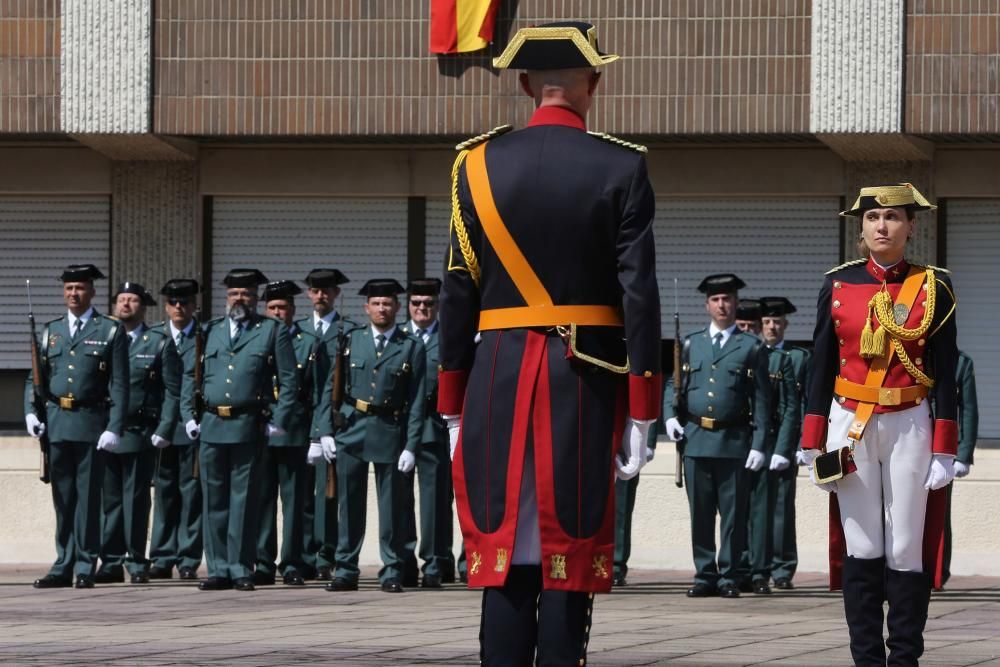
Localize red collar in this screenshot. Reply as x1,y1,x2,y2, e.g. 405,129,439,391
526,105,587,130
866,256,910,282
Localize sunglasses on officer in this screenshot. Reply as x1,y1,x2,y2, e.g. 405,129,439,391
167,297,190,306
409,298,437,308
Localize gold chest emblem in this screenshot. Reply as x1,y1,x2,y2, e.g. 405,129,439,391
592,554,609,579
550,554,567,580
495,548,508,573
470,551,482,576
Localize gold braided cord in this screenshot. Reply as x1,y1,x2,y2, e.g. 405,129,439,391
870,269,936,340
891,338,934,387
928,277,957,339
448,149,480,287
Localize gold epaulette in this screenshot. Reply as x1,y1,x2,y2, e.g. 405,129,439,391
587,131,648,153
926,264,951,275
825,258,867,275
455,125,513,151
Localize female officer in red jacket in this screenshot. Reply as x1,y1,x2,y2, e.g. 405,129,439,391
801,183,958,667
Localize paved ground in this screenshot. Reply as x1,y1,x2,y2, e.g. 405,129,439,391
1,567,999,666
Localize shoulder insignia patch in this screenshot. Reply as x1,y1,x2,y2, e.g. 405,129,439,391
825,258,867,275
455,125,514,151
587,131,648,153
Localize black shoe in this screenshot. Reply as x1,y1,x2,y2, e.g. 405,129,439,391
381,578,404,593
74,575,95,589
178,566,199,581
251,571,275,586
316,566,333,582
148,566,173,580
283,571,305,586
737,579,754,593
719,584,741,598
402,574,419,588
325,577,358,592
752,578,772,595
93,570,124,584
299,566,318,581
198,577,233,591
686,583,717,598
130,572,150,584
773,577,794,590
440,571,456,584
33,574,72,589
613,573,627,587
458,572,468,584
420,574,442,589
234,577,255,591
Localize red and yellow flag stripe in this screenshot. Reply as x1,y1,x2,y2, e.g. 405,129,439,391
430,0,501,54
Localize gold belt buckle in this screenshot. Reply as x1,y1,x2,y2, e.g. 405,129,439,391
59,396,75,410
355,399,370,413
217,405,232,418
699,416,716,430
878,387,901,406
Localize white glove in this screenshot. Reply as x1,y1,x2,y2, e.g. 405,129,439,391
924,454,955,490
745,449,765,471
954,461,971,478
444,414,461,460
265,423,286,437
646,448,656,463
97,431,120,452
320,435,337,463
615,418,653,481
398,450,416,473
665,417,685,441
150,434,171,448
185,419,200,439
307,442,324,465
769,453,790,471
25,413,45,438
794,449,811,466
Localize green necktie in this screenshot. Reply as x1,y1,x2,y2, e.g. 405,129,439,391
713,332,723,353
376,333,386,354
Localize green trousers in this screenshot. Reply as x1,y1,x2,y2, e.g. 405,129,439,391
311,458,338,571
401,441,455,579
685,456,749,587
255,445,309,576
200,441,261,580
335,449,405,584
149,444,203,572
98,448,155,575
614,474,640,579
738,466,778,583
770,464,798,581
48,440,105,578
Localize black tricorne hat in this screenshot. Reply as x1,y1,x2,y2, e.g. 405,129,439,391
159,278,200,299
697,273,746,296
407,278,442,296
359,279,406,298
493,22,619,70
60,264,104,283
115,281,157,307
736,299,762,321
263,280,303,302
223,268,268,288
760,297,797,318
840,183,936,218
304,268,349,288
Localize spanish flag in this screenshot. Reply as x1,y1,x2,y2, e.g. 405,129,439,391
430,0,501,54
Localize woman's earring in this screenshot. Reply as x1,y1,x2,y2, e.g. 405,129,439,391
859,233,864,241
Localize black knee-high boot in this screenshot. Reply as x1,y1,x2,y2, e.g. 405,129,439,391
842,556,887,666
885,568,932,667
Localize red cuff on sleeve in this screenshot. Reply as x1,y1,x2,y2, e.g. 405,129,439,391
932,419,958,456
801,413,828,450
628,373,662,421
437,369,469,415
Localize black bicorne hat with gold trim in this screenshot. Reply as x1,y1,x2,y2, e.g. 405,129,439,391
840,183,937,218
493,22,619,70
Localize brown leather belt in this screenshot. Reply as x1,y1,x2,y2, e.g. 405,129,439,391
834,376,928,407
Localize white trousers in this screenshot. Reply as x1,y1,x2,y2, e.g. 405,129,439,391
827,400,932,572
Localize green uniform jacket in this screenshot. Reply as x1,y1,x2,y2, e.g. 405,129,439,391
157,322,199,446
181,315,298,444
783,344,812,424
269,325,326,447
119,324,182,453
296,313,356,440
335,325,427,463
955,351,978,464
401,323,446,446
664,327,771,458
24,311,129,442
765,348,800,460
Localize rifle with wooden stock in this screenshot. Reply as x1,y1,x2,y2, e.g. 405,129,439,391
672,278,685,489
326,318,347,499
26,280,50,484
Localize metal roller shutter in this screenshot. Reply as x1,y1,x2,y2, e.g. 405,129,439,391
425,198,451,279
946,199,1000,438
0,197,111,369
211,198,409,322
654,198,841,342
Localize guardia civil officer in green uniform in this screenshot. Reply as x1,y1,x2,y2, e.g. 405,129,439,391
399,278,454,589
181,268,298,592
323,279,426,593
95,283,181,585
760,296,811,590
253,280,326,586
613,420,659,586
149,278,204,580
297,267,352,581
664,274,771,598
734,298,799,595
940,349,979,584
25,264,129,589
